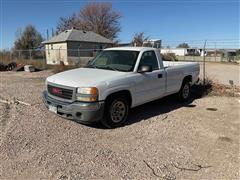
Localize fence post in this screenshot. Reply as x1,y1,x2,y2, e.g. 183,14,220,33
42,50,46,69
29,49,32,60
214,42,217,62
203,40,207,85
78,48,80,63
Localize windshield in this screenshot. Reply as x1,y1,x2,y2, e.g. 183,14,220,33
88,50,139,72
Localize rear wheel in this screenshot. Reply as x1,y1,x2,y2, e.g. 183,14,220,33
178,80,191,102
101,96,129,128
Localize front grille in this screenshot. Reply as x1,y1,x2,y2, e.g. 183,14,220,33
47,84,73,100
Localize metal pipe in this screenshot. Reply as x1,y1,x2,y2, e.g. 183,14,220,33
203,40,207,85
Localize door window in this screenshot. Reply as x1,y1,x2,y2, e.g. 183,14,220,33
138,51,159,70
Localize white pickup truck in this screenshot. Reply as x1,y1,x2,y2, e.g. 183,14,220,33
43,47,199,128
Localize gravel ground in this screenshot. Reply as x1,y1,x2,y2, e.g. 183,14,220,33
0,70,239,180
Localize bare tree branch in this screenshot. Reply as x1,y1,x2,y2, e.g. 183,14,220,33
131,32,149,46
0,98,31,106
143,160,161,177
177,43,190,48
171,162,211,172
56,2,121,40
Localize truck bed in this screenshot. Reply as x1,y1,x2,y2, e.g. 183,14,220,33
163,61,199,68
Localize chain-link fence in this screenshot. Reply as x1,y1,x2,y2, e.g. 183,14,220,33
161,39,240,62
160,49,239,62
0,48,102,69
0,42,239,70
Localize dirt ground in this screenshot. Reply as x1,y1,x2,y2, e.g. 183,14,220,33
200,62,239,86
0,70,239,180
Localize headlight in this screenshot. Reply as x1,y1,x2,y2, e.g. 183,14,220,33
76,87,98,102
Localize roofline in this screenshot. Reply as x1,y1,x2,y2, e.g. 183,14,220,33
42,41,66,44
67,40,114,44
42,40,114,44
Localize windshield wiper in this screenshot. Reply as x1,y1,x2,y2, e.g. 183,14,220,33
104,66,120,71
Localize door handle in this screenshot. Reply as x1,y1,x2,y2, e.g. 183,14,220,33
158,74,162,78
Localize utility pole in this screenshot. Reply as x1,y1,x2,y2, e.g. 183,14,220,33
203,40,207,85
214,42,217,61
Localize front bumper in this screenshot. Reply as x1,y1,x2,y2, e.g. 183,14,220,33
42,91,104,124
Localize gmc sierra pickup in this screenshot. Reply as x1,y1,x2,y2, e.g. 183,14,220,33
43,47,199,128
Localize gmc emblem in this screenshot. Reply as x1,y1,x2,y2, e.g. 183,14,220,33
52,87,62,94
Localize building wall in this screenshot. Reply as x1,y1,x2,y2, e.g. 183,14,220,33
45,41,113,65
161,48,187,56
45,43,68,65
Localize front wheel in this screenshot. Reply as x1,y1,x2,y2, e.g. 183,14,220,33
101,96,129,128
178,81,191,102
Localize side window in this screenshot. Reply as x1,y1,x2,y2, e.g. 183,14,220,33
138,51,159,70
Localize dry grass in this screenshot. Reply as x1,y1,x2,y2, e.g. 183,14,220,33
192,77,240,98
50,61,81,74
211,82,240,97
0,57,84,73
1,58,46,69
161,53,178,61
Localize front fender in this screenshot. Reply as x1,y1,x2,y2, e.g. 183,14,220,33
98,80,135,106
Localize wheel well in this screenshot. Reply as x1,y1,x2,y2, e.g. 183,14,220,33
105,90,132,107
183,75,192,83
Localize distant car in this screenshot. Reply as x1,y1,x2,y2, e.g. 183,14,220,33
43,47,200,128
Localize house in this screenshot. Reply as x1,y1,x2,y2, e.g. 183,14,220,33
161,48,204,56
42,28,114,65
221,49,237,58
161,48,187,56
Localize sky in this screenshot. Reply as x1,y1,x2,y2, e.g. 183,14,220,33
0,0,239,50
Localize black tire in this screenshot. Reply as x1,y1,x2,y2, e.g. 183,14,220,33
178,80,191,102
101,95,129,128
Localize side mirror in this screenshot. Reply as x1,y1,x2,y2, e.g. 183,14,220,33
138,65,152,73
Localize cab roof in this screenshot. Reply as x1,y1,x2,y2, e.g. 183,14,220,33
105,46,157,52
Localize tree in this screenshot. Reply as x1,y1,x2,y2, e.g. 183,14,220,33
177,43,190,48
236,49,240,56
14,25,43,50
56,13,80,34
131,32,149,47
56,2,121,40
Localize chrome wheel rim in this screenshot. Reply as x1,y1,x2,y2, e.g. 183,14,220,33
110,101,126,123
182,84,190,99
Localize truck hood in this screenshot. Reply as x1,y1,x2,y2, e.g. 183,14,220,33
47,68,127,87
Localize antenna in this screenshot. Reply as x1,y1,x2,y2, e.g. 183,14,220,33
47,29,49,40
52,28,54,37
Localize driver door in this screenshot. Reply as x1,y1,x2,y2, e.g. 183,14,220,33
134,51,166,106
